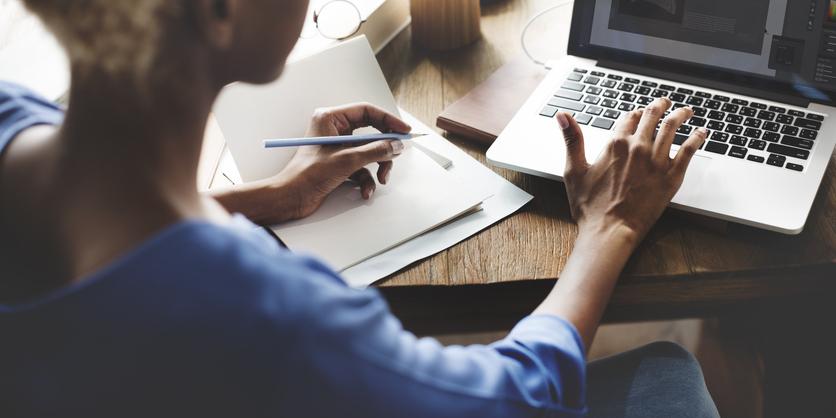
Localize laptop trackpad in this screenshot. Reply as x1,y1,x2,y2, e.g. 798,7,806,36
671,154,711,205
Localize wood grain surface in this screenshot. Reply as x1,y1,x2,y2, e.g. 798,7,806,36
374,0,836,330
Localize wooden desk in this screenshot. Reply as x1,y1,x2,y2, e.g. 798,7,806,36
375,0,836,335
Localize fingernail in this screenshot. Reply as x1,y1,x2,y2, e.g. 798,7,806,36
556,113,570,129
391,140,404,154
368,188,374,198
384,170,391,184
698,127,708,135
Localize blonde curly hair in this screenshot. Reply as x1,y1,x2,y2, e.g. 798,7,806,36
21,0,181,78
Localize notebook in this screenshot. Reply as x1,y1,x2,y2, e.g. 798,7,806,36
213,37,489,271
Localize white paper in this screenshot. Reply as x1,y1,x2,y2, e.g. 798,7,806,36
272,146,488,271
340,111,533,287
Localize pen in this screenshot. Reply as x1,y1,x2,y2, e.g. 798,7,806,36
263,132,426,148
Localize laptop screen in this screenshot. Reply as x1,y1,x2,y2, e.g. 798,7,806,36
569,0,836,103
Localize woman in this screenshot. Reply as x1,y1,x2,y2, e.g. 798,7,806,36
0,1,719,417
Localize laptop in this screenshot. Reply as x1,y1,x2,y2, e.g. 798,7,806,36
487,0,836,234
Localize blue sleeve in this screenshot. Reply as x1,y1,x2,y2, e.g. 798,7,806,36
274,258,588,418
0,81,64,153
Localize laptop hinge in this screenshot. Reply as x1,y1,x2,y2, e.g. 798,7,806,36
596,59,810,108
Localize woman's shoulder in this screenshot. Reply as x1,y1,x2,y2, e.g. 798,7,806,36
0,81,64,153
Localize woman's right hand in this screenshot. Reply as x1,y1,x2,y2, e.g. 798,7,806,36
556,97,707,244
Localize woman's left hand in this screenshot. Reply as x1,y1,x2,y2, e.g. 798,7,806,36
211,103,411,225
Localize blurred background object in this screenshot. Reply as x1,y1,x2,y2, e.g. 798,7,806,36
411,0,482,51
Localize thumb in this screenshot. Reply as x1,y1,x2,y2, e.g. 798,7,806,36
556,112,588,175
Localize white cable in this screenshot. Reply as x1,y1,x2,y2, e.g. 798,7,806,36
521,1,573,67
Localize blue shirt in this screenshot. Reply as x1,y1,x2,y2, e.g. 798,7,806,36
0,81,587,418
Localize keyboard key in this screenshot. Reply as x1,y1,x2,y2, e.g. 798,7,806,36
769,105,786,113
641,81,658,87
781,136,814,150
651,89,669,98
721,103,740,113
762,122,780,132
726,114,743,124
729,146,747,158
602,99,618,108
747,155,765,163
762,132,780,143
591,71,605,77
620,93,637,102
757,110,776,121
713,95,730,102
574,68,588,73
603,90,619,98
743,128,762,138
786,163,803,171
707,121,725,131
540,105,559,117
601,80,617,88
705,141,729,154
807,113,824,121
583,95,601,104
669,93,686,102
607,74,623,80
711,132,729,142
788,110,805,117
603,109,621,119
800,129,818,140
775,114,794,124
575,113,593,125
693,107,707,117
677,87,694,95
766,154,786,167
586,86,603,95
781,125,799,135
689,117,706,127
555,89,584,101
584,76,601,85
677,125,692,134
635,86,652,95
748,139,767,150
672,133,689,145
660,84,676,91
743,118,762,128
767,143,809,159
725,124,743,135
618,82,635,92
696,91,713,98
750,102,767,109
548,97,586,111
637,96,654,105
730,135,747,146
586,106,603,116
794,118,822,130
740,107,758,117
592,117,615,129
707,110,725,120
625,77,640,84
562,81,585,92
732,98,749,105
686,96,704,106
618,103,635,111
704,100,722,110
568,73,583,81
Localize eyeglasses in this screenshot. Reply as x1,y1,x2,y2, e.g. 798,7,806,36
300,0,366,41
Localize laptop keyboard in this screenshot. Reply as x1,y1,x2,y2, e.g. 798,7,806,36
539,67,827,172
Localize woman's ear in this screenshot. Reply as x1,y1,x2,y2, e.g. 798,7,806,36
192,0,241,49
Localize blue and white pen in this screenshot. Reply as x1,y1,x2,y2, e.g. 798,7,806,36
263,132,426,148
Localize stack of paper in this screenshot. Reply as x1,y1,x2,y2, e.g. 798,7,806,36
213,37,532,286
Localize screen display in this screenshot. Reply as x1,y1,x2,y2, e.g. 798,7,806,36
574,0,836,100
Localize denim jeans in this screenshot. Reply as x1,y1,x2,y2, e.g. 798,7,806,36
587,342,721,418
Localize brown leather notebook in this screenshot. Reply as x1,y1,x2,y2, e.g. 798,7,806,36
436,57,547,144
